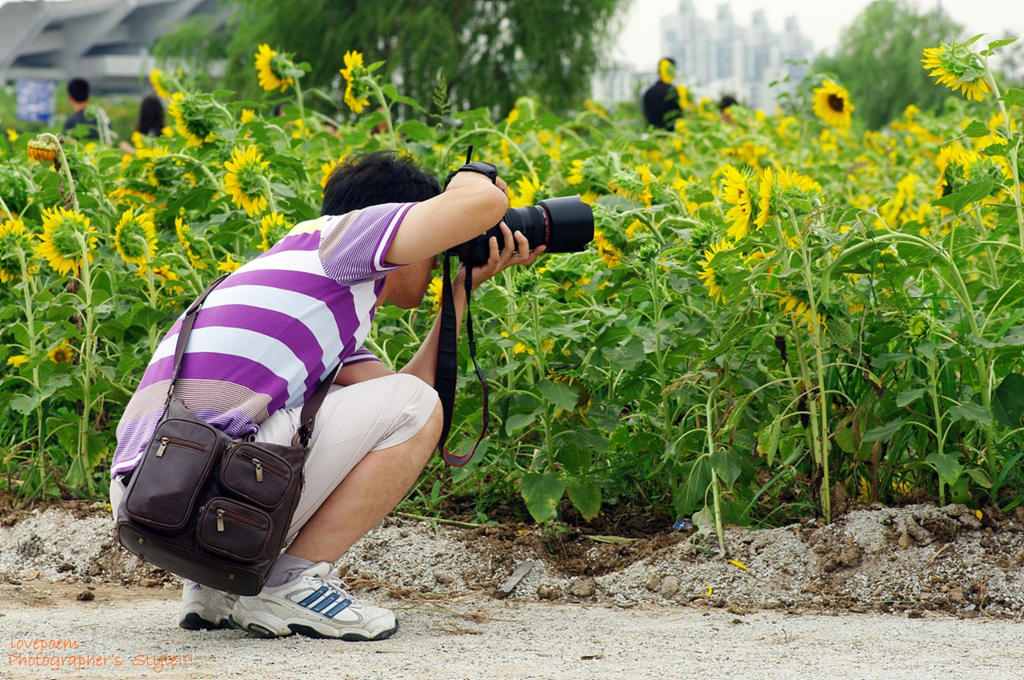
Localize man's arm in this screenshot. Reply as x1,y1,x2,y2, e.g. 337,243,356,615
383,171,509,266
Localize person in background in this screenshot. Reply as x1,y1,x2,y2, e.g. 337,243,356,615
119,95,166,154
719,95,739,125
642,57,681,130
62,78,100,141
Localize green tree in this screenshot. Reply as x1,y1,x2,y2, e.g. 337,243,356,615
220,0,627,116
814,0,963,129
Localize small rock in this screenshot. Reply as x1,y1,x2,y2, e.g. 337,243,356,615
359,571,374,581
957,513,983,531
839,543,862,568
569,578,597,598
907,609,924,619
949,588,966,605
76,590,95,602
898,532,913,550
691,598,708,606
537,586,562,600
645,574,661,592
87,564,101,576
139,579,160,588
24,569,40,581
658,576,679,599
943,504,970,518
434,571,453,585
399,529,410,538
57,563,74,573
8,580,21,586
726,604,747,616
710,598,727,608
850,605,867,613
904,518,931,544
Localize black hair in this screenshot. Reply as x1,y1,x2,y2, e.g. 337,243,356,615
273,102,289,117
321,150,442,216
68,78,90,103
661,57,677,65
718,95,738,111
136,95,165,136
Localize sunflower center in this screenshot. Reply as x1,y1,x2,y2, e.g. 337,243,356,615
828,94,845,113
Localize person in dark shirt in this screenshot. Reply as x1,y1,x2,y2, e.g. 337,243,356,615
642,58,681,130
62,78,100,140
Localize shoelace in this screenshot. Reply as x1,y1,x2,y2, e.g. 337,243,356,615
319,572,356,603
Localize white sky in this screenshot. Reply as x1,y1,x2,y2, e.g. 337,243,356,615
613,0,1024,70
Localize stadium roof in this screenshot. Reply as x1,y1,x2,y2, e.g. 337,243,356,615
0,0,223,93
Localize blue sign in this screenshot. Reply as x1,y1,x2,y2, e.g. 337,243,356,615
16,80,56,123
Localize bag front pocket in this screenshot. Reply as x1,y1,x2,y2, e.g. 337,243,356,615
196,498,271,562
122,415,223,532
220,443,294,509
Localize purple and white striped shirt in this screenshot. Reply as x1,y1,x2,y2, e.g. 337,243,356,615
111,202,414,478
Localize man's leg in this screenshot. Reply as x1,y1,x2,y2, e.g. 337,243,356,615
284,398,442,563
231,373,440,639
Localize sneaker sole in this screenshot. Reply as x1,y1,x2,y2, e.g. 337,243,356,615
179,612,233,631
229,614,398,641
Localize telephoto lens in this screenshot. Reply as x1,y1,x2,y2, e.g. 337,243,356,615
451,196,595,267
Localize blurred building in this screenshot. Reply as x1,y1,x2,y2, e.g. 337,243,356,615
662,0,812,111
592,1,813,112
0,0,225,93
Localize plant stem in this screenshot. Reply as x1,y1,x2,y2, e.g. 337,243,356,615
982,59,1024,251
366,78,397,150
927,356,946,505
705,389,725,552
74,232,96,495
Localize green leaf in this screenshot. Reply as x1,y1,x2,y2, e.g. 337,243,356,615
948,402,991,426
988,37,1018,51
519,472,565,523
397,120,433,142
993,373,1024,430
965,468,993,489
758,418,782,464
10,393,40,415
834,422,856,454
567,480,601,520
896,388,927,408
673,457,711,518
556,448,592,475
962,120,990,138
1002,88,1024,109
863,418,902,442
505,412,538,434
926,452,962,485
932,180,994,215
537,379,579,412
710,449,743,488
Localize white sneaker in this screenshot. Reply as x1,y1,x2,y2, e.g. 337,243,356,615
229,563,398,640
179,580,238,630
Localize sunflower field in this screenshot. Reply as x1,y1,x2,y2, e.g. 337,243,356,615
2,37,1024,539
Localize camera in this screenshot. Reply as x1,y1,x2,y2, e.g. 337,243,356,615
449,196,595,267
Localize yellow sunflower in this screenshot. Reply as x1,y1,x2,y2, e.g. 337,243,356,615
48,342,75,364
658,58,675,84
26,136,59,164
812,80,854,130
339,50,371,113
216,252,242,273
698,238,732,303
7,355,30,368
754,167,775,231
592,229,622,267
175,216,207,269
567,160,585,185
320,159,337,189
223,145,271,217
779,293,825,332
150,69,171,99
259,212,292,252
240,109,256,124
113,209,157,269
776,168,822,194
254,44,294,93
922,42,990,102
720,165,754,241
0,218,32,283
35,207,97,277
509,175,541,208
167,92,216,147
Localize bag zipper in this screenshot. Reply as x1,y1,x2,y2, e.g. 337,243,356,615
155,436,207,458
216,506,265,532
248,455,286,483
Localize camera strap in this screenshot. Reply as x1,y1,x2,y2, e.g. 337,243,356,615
435,253,489,466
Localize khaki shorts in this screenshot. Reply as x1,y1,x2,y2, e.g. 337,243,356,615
111,373,438,538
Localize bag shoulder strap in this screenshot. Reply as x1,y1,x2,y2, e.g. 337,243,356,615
164,273,337,449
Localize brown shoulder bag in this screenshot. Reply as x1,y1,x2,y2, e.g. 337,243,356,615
115,275,337,595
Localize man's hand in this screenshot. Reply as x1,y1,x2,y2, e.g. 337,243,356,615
456,222,545,291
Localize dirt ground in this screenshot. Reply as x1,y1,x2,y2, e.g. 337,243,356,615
1,500,1023,678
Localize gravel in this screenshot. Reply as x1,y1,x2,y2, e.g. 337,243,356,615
1,502,1023,678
